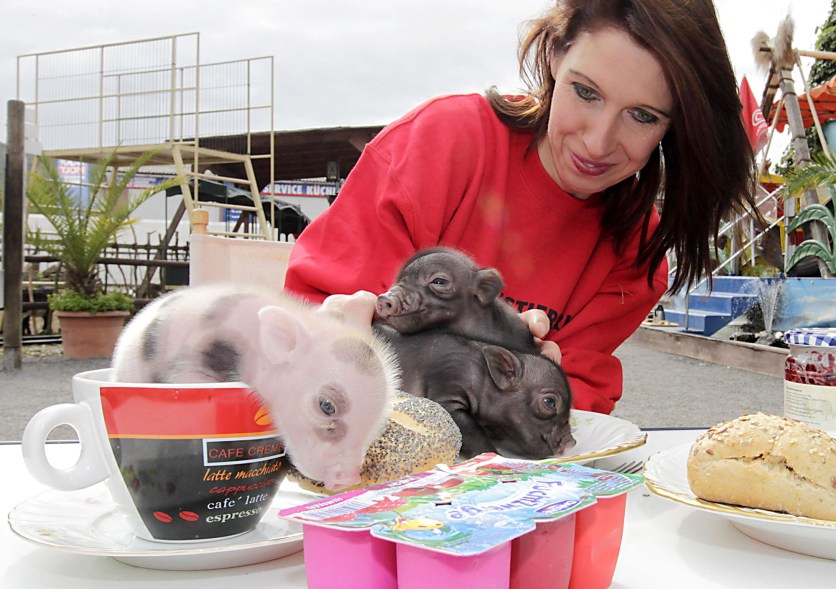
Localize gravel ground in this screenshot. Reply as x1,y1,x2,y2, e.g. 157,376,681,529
0,334,784,441
611,337,783,428
1,345,110,441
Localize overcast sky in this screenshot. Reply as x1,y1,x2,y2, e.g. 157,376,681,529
0,0,831,142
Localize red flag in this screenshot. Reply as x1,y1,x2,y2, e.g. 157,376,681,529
739,76,768,153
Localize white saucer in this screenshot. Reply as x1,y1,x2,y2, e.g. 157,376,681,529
8,481,319,570
557,409,646,463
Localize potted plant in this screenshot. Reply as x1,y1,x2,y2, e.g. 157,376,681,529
26,149,180,359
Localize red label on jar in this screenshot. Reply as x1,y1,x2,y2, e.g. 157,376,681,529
784,351,836,387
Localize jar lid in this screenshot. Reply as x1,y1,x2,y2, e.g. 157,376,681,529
784,328,836,347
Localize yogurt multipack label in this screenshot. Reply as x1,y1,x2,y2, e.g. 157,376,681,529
449,453,642,497
279,453,642,556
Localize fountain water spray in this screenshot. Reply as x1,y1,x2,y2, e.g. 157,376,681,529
751,277,786,346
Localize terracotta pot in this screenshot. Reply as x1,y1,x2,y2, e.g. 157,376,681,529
54,310,130,360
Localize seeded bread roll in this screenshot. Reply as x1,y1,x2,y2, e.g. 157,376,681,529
289,391,462,494
687,413,836,521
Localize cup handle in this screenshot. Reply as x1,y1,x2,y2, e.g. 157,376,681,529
22,403,110,491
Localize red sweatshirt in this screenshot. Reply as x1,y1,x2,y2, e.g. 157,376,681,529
285,94,667,414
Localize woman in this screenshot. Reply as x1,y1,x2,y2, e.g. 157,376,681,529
285,0,757,414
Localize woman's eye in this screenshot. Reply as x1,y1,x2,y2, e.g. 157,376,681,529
573,83,598,102
630,108,659,125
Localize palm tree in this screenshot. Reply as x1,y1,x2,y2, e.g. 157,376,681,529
26,148,181,310
782,153,836,275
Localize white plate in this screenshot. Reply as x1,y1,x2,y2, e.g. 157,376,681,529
644,442,836,561
8,481,319,570
553,409,646,463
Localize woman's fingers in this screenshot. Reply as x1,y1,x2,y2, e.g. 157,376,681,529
319,290,378,332
519,309,562,363
519,309,549,338
536,338,562,364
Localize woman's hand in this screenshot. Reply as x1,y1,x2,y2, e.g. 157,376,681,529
519,309,562,364
319,290,378,333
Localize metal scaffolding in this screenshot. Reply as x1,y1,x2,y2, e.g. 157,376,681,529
17,32,277,240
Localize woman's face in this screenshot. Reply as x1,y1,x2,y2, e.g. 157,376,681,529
538,27,673,199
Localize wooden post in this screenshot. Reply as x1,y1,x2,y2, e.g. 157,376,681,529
135,199,186,299
191,208,208,235
3,100,25,371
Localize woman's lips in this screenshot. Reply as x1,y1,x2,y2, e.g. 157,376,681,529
570,152,611,177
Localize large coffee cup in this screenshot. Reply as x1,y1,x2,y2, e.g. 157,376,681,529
22,368,289,542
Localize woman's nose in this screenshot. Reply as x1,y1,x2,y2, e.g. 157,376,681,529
583,115,619,160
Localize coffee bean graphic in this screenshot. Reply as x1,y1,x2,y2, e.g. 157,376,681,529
112,436,287,541
153,511,173,523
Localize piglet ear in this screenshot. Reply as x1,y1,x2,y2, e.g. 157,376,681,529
482,345,522,391
257,306,310,364
474,269,505,306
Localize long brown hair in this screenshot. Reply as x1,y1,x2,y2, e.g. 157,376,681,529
487,0,758,293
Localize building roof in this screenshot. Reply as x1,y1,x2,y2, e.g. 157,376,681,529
201,125,385,188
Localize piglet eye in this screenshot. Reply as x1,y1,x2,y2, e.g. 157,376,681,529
319,397,336,416
428,274,454,298
537,394,559,417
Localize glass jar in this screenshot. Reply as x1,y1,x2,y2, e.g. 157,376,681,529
783,328,836,430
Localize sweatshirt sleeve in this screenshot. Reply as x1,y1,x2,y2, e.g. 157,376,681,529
555,225,668,414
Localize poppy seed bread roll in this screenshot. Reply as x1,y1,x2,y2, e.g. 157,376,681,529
687,413,836,521
289,391,462,494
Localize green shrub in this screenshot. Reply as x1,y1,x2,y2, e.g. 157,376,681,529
48,290,134,313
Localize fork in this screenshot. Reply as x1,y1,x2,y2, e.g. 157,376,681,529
608,460,645,475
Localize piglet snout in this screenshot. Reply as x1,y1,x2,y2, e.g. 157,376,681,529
375,292,400,320
554,432,577,456
323,468,362,492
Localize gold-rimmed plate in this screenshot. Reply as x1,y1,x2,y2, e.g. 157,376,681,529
644,442,836,560
554,409,646,463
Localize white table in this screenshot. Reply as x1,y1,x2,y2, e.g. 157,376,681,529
2,430,834,588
